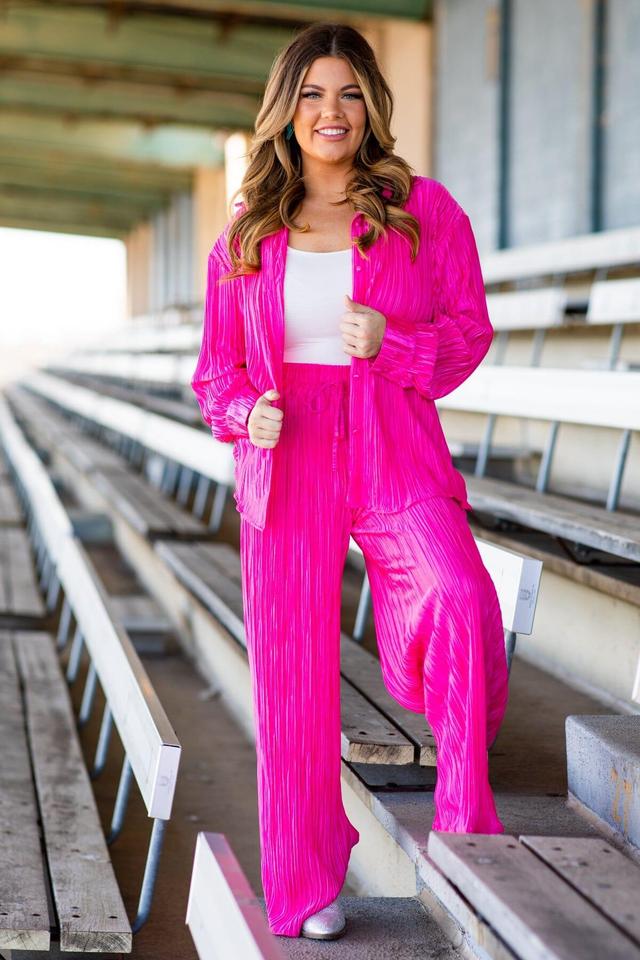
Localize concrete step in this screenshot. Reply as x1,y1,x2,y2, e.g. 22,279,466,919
270,897,460,959
566,714,640,849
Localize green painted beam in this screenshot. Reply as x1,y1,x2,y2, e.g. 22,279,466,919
0,214,125,239
0,7,292,85
0,188,142,233
0,144,192,195
219,0,432,18
23,1,432,23
0,172,173,214
0,74,260,130
0,113,224,167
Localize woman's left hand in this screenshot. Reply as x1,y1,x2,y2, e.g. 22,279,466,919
340,293,386,359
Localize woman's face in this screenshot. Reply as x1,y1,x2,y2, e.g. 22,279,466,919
291,56,367,169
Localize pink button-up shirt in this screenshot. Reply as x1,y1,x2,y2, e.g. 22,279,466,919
191,174,493,531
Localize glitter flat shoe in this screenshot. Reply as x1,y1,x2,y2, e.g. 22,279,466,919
300,898,346,940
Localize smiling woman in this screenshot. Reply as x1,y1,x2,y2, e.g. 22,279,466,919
191,18,508,946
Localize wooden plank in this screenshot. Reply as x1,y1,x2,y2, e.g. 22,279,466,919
14,631,132,954
29,371,235,485
92,470,208,540
481,223,640,285
520,836,640,947
439,365,640,432
0,396,73,567
466,474,640,562
71,376,201,426
58,435,128,473
109,594,172,635
587,277,640,324
190,542,243,585
486,287,568,332
0,527,45,622
155,541,246,644
340,677,415,765
427,833,640,960
0,632,51,952
340,635,436,766
186,833,286,960
0,477,22,525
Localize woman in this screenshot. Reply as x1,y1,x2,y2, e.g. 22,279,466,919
191,21,509,942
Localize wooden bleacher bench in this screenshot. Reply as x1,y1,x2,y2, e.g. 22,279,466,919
90,467,211,541
88,319,202,355
471,223,640,368
14,372,543,770
0,526,46,628
427,831,640,960
0,449,46,628
0,394,182,953
49,369,201,426
1,629,132,956
21,371,236,533
8,383,214,543
0,455,23,525
438,365,640,564
156,536,540,769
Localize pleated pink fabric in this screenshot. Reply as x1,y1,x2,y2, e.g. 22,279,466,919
191,174,510,937
191,174,494,531
239,361,508,937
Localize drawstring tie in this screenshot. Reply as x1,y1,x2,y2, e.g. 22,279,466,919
306,379,348,471
332,380,347,471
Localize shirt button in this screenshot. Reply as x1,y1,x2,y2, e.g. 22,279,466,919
356,266,362,271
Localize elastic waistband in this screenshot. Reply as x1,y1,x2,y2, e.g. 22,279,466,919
282,361,351,386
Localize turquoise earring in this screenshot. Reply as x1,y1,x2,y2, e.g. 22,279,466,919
285,121,294,141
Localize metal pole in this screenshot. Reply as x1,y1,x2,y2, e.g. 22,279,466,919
352,574,371,644
131,819,168,934
108,756,134,845
91,704,113,779
66,625,84,683
78,662,98,727
57,597,73,650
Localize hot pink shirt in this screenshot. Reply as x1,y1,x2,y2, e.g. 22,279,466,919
191,174,493,531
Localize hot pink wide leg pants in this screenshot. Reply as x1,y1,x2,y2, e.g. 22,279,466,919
239,362,509,937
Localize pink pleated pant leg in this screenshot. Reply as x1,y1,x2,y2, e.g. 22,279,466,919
239,362,509,938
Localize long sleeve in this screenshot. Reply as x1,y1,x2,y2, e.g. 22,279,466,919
369,208,494,400
191,243,262,444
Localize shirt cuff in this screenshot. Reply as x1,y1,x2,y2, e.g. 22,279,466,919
369,320,438,389
368,322,415,387
225,385,262,438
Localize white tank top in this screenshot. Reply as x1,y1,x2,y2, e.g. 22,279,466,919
283,245,352,364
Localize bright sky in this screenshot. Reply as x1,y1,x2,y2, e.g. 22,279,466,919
0,226,127,388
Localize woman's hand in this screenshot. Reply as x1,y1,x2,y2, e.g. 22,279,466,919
247,389,283,448
340,293,386,359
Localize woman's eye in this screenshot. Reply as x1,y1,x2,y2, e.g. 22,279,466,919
301,92,362,100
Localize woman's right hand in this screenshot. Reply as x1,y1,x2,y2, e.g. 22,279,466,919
247,389,283,448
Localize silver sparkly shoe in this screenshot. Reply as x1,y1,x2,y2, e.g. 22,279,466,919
300,897,346,940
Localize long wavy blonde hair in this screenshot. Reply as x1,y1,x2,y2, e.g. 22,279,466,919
221,20,421,280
